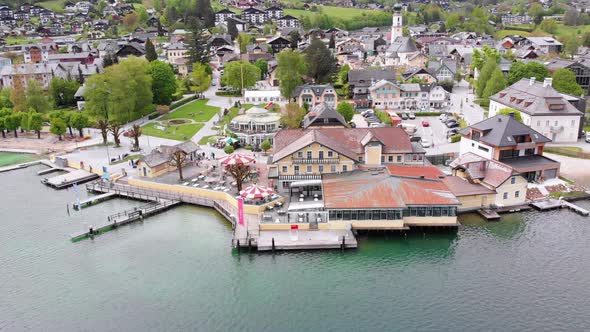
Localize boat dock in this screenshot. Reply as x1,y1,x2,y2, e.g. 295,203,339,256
256,230,357,251
70,199,181,241
73,192,117,209
531,199,589,216
478,209,501,221
0,159,57,173
42,169,99,189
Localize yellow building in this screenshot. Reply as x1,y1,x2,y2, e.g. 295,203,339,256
137,141,200,178
270,127,426,192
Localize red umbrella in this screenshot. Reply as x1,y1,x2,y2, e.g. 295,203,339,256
239,184,273,199
218,153,255,166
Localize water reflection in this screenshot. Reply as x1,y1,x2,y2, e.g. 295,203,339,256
460,212,527,241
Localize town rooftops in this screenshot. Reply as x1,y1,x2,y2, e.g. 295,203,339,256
442,176,496,197
292,84,335,97
302,103,348,129
322,168,459,209
449,152,517,188
348,68,396,86
272,127,416,163
0,63,64,76
460,113,551,147
489,78,583,116
388,36,418,53
139,141,199,168
526,36,562,47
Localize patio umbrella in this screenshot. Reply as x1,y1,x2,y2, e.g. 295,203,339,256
218,153,255,166
224,137,239,144
239,184,273,199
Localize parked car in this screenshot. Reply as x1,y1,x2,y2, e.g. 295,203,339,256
348,121,356,128
585,136,590,143
361,109,374,117
410,135,422,143
446,128,459,137
400,113,408,120
420,139,432,148
421,120,430,127
447,122,460,128
408,113,416,120
438,114,446,121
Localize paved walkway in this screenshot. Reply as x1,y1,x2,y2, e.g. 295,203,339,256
449,80,486,125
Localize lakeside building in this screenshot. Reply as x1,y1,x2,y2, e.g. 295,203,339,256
137,141,200,178
269,126,426,192
489,78,584,143
228,107,281,146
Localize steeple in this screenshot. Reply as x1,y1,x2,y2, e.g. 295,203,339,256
391,4,403,43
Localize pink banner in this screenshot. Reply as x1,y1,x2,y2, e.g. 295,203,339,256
237,197,245,226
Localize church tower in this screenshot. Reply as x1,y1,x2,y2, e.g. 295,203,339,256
390,4,403,43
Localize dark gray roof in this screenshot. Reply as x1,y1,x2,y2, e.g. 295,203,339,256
489,78,583,116
389,36,418,53
140,141,199,167
292,84,335,98
303,104,347,129
427,59,457,75
461,114,551,147
348,68,396,87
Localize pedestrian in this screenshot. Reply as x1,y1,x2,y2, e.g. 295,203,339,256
212,152,216,159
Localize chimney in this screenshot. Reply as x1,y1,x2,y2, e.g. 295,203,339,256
543,78,553,88
529,77,535,85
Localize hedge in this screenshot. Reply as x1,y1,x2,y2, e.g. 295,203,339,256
147,112,160,120
414,112,443,117
215,91,241,96
170,95,196,110
450,134,461,143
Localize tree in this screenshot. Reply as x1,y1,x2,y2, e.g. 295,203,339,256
10,79,26,113
168,148,187,181
225,163,250,192
336,102,354,122
507,62,549,85
563,36,580,58
328,33,335,49
71,112,90,138
288,30,301,49
238,32,251,54
195,0,215,27
277,50,306,99
338,64,350,84
552,68,585,96
305,39,337,83
583,32,590,47
280,103,305,128
499,108,523,123
84,74,110,143
224,145,234,154
476,61,497,97
227,19,238,40
96,119,109,144
137,7,149,24
186,19,211,64
221,60,260,92
445,13,460,31
254,59,268,79
27,111,43,139
49,78,80,108
105,57,153,123
148,60,176,105
24,80,51,113
145,38,158,62
5,113,21,137
563,8,580,26
188,62,212,97
483,69,506,99
122,12,139,30
260,139,271,154
50,117,66,140
128,124,142,151
528,3,544,25
540,19,558,34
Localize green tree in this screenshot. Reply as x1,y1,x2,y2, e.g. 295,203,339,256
540,19,558,34
499,108,523,123
9,80,26,113
50,117,66,140
138,7,149,24
552,68,585,96
188,62,212,97
238,32,252,54
145,38,158,62
338,64,350,84
0,88,12,109
25,80,51,113
70,112,90,138
27,111,43,139
221,60,260,92
227,18,238,40
507,62,549,85
108,57,153,122
483,69,506,99
280,102,305,128
288,30,301,49
445,13,460,31
528,3,544,25
305,39,337,83
84,74,110,143
260,139,271,154
336,102,354,122
583,32,590,47
224,145,234,154
563,36,580,58
476,61,497,98
254,59,268,79
148,60,176,105
277,50,306,99
49,78,80,108
187,19,211,64
5,113,21,137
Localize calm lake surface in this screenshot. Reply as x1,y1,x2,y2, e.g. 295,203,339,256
2,166,590,332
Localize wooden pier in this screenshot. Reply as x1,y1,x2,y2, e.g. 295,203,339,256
43,169,99,189
73,192,116,210
478,209,501,221
531,199,589,216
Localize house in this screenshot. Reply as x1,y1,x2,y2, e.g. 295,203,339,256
116,43,145,58
228,106,281,146
384,6,419,66
137,141,200,178
0,6,13,18
267,36,290,54
48,52,95,64
24,44,55,63
292,84,338,108
0,17,15,27
243,89,286,105
402,67,437,83
489,78,584,143
348,68,396,108
270,126,426,191
525,37,562,54
241,7,267,24
369,81,447,111
208,34,232,49
442,176,497,211
542,57,590,95
265,6,283,20
458,113,560,182
215,8,236,24
167,43,189,74
449,153,528,207
407,52,428,68
276,15,299,28
428,59,457,81
0,63,68,89
227,17,247,32
14,10,29,21
302,103,348,129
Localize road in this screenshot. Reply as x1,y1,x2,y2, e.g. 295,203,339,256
404,116,460,155
449,80,486,126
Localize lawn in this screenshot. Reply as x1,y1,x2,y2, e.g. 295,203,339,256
6,37,41,45
198,134,222,145
162,99,220,122
141,122,204,141
284,6,376,20
219,103,254,127
0,152,40,167
37,0,65,13
496,23,590,39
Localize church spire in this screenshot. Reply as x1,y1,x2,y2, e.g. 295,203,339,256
391,4,403,43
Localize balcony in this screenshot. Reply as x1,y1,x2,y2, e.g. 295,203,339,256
292,158,340,164
228,126,278,134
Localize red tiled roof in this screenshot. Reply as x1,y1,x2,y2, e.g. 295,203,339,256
442,176,496,196
273,127,413,162
322,170,459,209
386,164,445,180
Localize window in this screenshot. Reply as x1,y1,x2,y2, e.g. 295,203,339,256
318,165,324,173
306,151,312,159
358,156,363,162
397,156,402,162
388,156,393,162
537,120,540,126
503,192,508,200
511,176,516,184
571,120,576,127
294,165,299,174
381,156,385,163
327,151,333,157
306,165,312,173
330,165,336,172
478,145,489,152
282,166,287,173
515,190,520,198
319,151,324,159
297,151,303,158
546,120,549,126
342,165,348,172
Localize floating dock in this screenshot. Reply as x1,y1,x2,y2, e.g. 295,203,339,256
73,192,117,210
478,209,501,221
531,199,589,216
256,229,357,251
42,169,99,189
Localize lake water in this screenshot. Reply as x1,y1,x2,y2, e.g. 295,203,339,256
2,166,590,331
